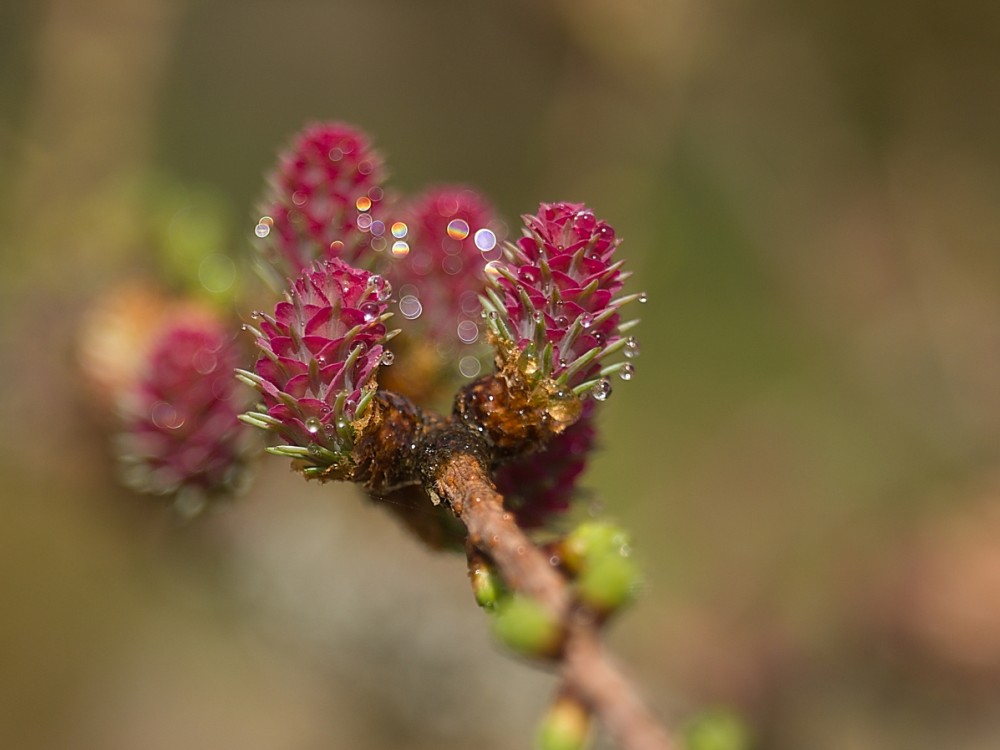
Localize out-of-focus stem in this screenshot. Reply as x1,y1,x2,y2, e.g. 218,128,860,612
563,620,677,750
430,450,675,750
433,452,569,616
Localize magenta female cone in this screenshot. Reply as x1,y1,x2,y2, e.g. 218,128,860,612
388,186,500,351
117,309,253,508
253,122,389,282
237,258,396,477
478,203,643,527
481,202,643,400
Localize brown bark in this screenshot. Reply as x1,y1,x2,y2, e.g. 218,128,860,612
430,450,675,750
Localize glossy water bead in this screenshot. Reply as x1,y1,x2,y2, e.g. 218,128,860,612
446,218,470,240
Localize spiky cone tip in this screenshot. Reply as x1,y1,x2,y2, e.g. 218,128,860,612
252,122,390,284
238,258,399,480
480,201,645,403
459,203,643,458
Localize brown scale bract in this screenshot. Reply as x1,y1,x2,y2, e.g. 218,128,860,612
348,390,441,492
455,339,583,458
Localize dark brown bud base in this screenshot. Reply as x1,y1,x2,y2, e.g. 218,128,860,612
311,351,583,494
454,341,584,460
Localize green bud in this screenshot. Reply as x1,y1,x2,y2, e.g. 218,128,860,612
576,554,640,614
537,696,591,750
684,710,750,750
492,595,562,657
470,564,503,609
561,521,631,574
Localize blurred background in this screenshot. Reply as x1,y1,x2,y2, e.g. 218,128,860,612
2,0,1000,748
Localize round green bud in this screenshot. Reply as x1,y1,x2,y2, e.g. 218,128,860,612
470,564,503,609
683,710,750,750
576,554,640,614
491,595,562,657
537,696,591,750
561,521,631,574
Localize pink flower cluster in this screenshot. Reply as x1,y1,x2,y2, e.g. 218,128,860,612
118,310,250,502
254,123,388,279
238,258,394,468
483,201,642,397
244,123,643,525
390,186,500,351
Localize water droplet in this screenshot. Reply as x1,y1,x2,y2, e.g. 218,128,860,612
446,218,470,240
249,310,261,320
591,378,613,401
254,221,271,238
459,355,482,378
198,253,236,294
305,417,322,434
546,391,582,423
487,310,498,320
484,260,505,279
150,401,184,430
358,160,374,176
624,336,640,359
457,320,479,344
371,275,392,301
380,350,395,365
368,186,384,202
391,240,410,257
328,148,343,161
619,363,635,381
442,255,464,275
391,221,408,239
460,291,480,315
473,228,496,252
638,292,648,304
329,239,345,254
356,213,373,231
192,349,217,375
579,312,594,329
549,555,561,567
370,220,385,237
399,295,423,320
292,191,307,206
